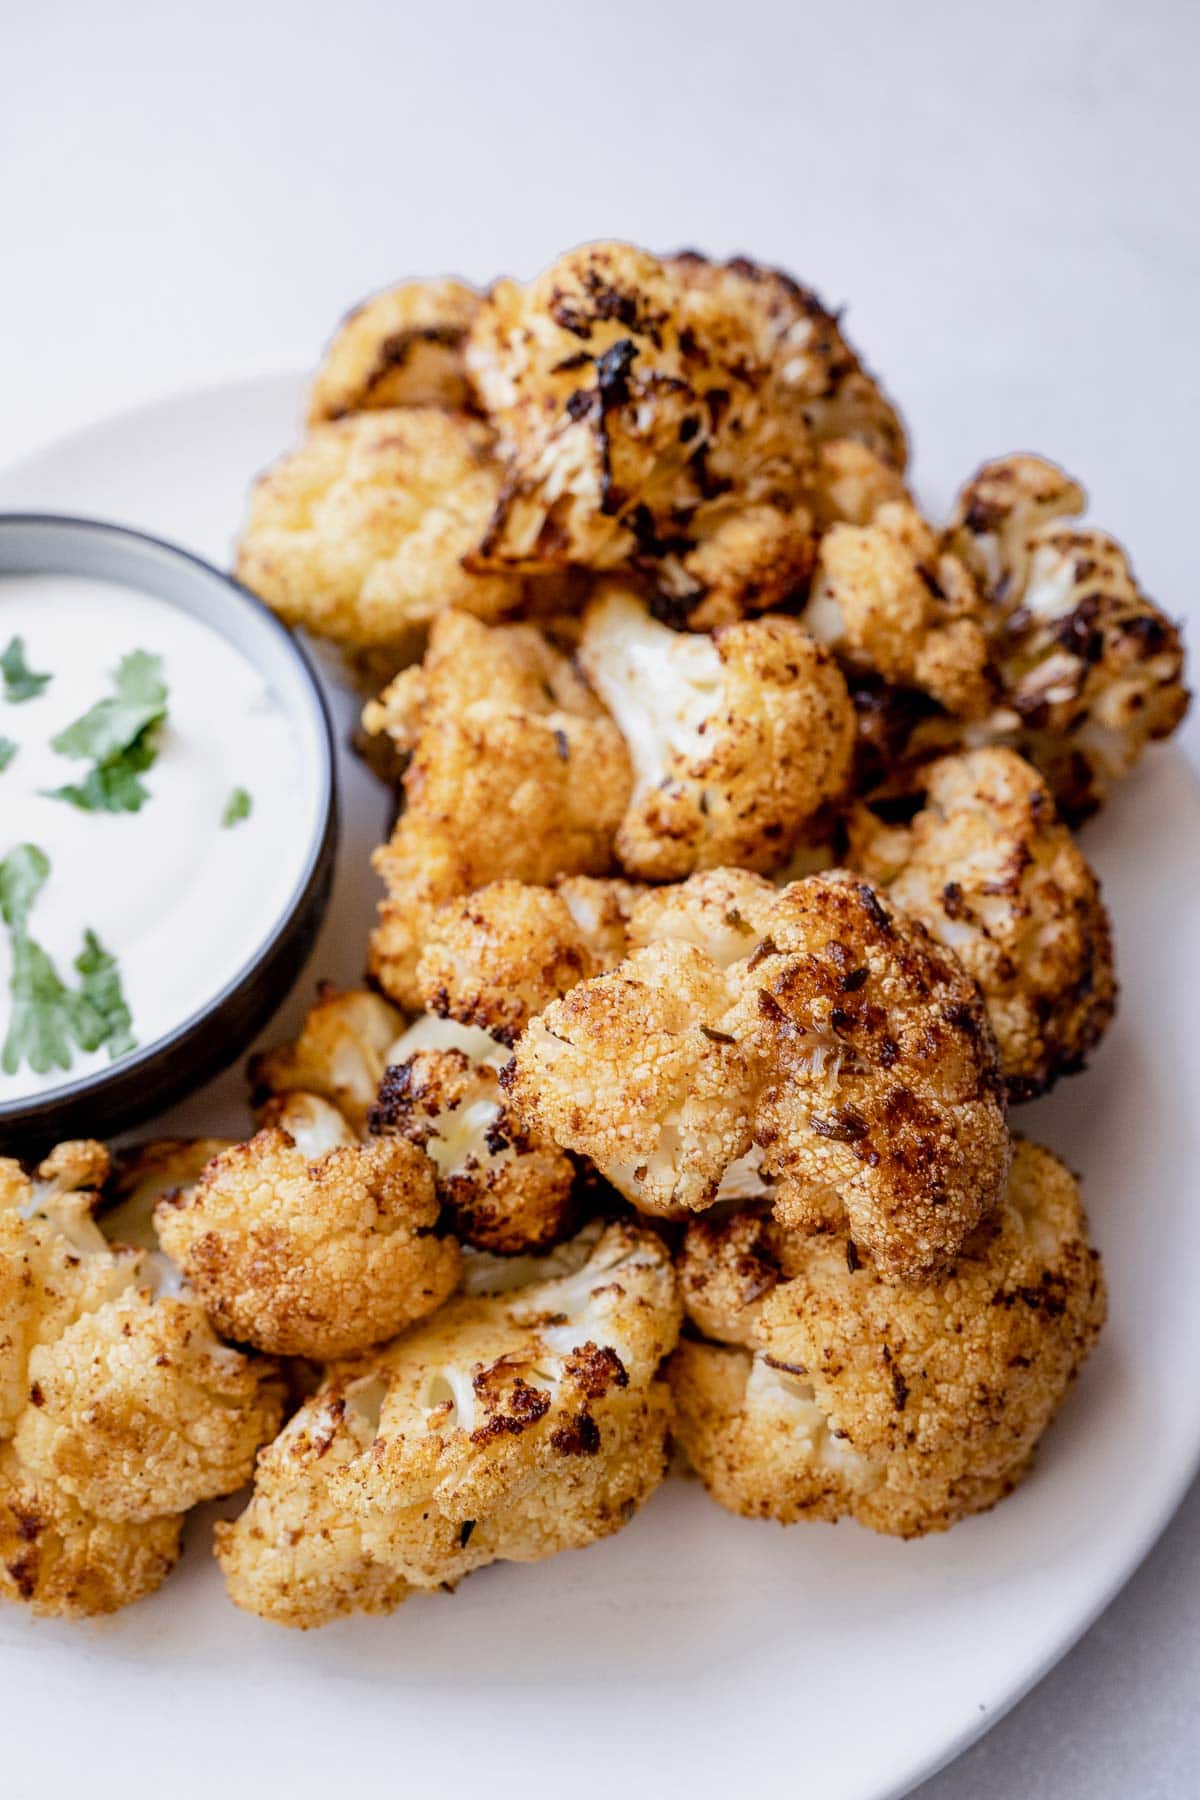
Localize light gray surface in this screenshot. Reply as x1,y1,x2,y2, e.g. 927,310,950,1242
3,2,1199,1793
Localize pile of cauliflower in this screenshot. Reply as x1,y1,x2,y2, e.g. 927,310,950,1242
4,241,1187,1627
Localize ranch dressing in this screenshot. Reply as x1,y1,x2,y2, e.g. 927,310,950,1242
0,575,315,1102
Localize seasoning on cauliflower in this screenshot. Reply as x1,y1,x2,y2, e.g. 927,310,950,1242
575,586,854,880
847,748,1117,1099
369,609,632,1008
465,243,903,625
1,1142,283,1617
806,500,993,718
155,1091,460,1360
416,875,642,1045
671,1137,1105,1537
804,438,911,530
234,408,546,657
216,1219,681,1628
944,453,1189,820
509,870,1009,1278
307,277,482,422
250,983,404,1134
370,1016,576,1255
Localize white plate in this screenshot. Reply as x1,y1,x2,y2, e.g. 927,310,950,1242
0,379,1197,1800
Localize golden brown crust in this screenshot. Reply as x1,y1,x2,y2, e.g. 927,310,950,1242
249,985,405,1135
308,278,481,422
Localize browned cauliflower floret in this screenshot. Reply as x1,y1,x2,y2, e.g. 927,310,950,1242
944,454,1189,820
465,243,903,625
216,1220,680,1628
370,610,632,1008
847,748,1116,1099
578,586,854,879
510,871,1009,1277
307,277,481,422
234,408,539,656
0,1142,283,1616
806,501,993,718
370,1016,576,1255
416,876,642,1045
804,438,911,529
156,1092,460,1360
671,1138,1105,1536
675,1203,785,1346
250,984,404,1134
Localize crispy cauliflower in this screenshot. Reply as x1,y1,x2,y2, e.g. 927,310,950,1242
671,1137,1105,1536
465,243,903,625
156,1091,459,1360
509,870,1009,1278
416,875,642,1045
234,408,541,656
804,438,911,530
370,609,632,1008
370,1016,576,1255
250,984,404,1134
847,748,1116,1099
0,1142,283,1616
944,454,1189,820
307,277,481,421
216,1219,681,1627
577,586,855,878
806,500,993,717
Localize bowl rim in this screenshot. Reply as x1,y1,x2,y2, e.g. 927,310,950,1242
0,510,337,1133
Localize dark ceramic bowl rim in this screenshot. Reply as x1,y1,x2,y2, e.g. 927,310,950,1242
0,513,338,1151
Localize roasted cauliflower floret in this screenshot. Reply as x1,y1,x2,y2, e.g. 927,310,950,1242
156,1093,460,1360
250,984,404,1134
370,610,632,1008
578,586,854,879
466,243,903,624
944,454,1189,820
804,438,911,530
308,277,481,421
371,1017,576,1255
847,748,1116,1098
416,876,641,1044
0,1142,283,1615
234,408,536,656
672,1138,1105,1536
675,1204,785,1346
510,871,1009,1277
806,501,993,717
216,1220,680,1627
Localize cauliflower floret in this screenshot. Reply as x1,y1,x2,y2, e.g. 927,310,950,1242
155,1092,460,1360
370,1016,576,1255
847,748,1117,1099
804,438,911,530
416,876,642,1045
578,586,854,879
307,277,482,422
0,1443,183,1619
369,610,632,1008
510,871,1009,1277
0,1141,283,1615
103,1139,234,1249
234,408,545,656
216,1220,680,1627
675,1204,785,1346
672,1138,1105,1536
466,243,903,624
250,984,404,1134
806,501,993,718
944,454,1189,820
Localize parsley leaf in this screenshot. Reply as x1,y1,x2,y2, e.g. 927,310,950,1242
0,739,15,773
47,649,167,814
222,785,252,828
0,636,51,703
74,929,136,1059
0,843,50,932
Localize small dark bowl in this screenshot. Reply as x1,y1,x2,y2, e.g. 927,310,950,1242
0,514,337,1158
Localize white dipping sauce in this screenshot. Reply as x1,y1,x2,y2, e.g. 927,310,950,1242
0,575,317,1102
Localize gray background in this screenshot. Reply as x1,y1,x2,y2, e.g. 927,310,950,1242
3,2,1198,1792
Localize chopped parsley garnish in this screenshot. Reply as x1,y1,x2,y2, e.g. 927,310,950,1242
222,785,252,828
0,844,137,1076
46,649,167,814
1,636,51,703
0,738,15,773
